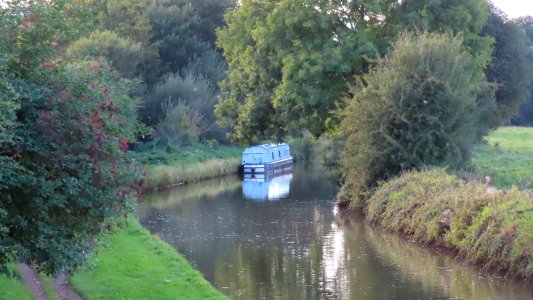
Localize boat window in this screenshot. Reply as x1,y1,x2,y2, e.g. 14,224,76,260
279,150,281,157
272,152,274,160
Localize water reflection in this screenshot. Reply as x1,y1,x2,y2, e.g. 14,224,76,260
138,166,533,300
242,172,293,201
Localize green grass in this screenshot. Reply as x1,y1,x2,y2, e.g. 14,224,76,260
133,145,243,191
0,265,32,300
473,127,533,189
39,273,59,300
70,219,226,300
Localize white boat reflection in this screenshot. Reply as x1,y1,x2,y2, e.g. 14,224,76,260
242,172,293,201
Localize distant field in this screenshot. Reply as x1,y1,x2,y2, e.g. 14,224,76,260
472,127,533,189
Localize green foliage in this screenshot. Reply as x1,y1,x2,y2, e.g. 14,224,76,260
217,0,496,143
155,100,201,147
68,30,143,78
0,1,145,274
94,0,161,84
183,49,227,86
144,72,219,142
94,0,233,144
216,0,390,143
97,0,152,43
513,16,533,126
340,32,494,201
392,0,492,62
70,219,226,299
364,168,533,281
145,0,210,75
482,5,532,128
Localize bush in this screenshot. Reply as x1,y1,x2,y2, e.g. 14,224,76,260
0,58,144,274
143,72,218,138
153,100,202,148
340,32,495,203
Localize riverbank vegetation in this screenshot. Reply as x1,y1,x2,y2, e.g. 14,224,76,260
136,144,242,191
364,168,533,281
70,219,225,299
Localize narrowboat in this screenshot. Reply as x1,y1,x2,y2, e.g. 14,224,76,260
241,143,293,174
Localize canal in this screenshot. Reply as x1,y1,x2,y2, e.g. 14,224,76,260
138,165,533,299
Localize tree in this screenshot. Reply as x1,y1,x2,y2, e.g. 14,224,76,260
0,0,144,274
482,5,532,128
339,32,495,205
216,0,395,143
95,0,161,84
68,30,144,78
512,16,533,126
390,0,492,59
144,0,211,75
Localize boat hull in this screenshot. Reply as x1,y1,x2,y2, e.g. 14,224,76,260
243,157,293,174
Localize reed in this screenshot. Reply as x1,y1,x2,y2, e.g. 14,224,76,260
144,157,242,191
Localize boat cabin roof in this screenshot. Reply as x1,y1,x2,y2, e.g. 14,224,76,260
243,143,289,153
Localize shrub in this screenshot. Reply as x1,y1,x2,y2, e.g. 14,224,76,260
340,32,495,203
153,100,202,148
0,59,144,274
143,72,218,139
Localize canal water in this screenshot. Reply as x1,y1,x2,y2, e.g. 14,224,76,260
138,165,533,299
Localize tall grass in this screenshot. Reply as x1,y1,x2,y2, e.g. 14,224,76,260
133,145,243,191
364,168,533,281
144,157,241,191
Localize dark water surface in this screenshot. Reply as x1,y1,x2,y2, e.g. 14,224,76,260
138,166,533,300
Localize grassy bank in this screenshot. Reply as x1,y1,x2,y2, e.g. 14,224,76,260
362,168,533,281
0,265,32,300
473,127,533,189
134,145,243,191
341,127,533,281
70,219,225,299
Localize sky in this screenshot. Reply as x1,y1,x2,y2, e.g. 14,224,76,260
491,0,533,18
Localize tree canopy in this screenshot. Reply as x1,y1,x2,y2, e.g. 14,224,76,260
482,4,532,128
512,16,533,126
216,0,494,144
216,0,396,143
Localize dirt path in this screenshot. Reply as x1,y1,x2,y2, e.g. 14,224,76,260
16,263,47,300
52,274,83,300
16,263,84,300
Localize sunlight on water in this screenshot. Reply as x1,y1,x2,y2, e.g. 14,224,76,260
322,206,349,298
